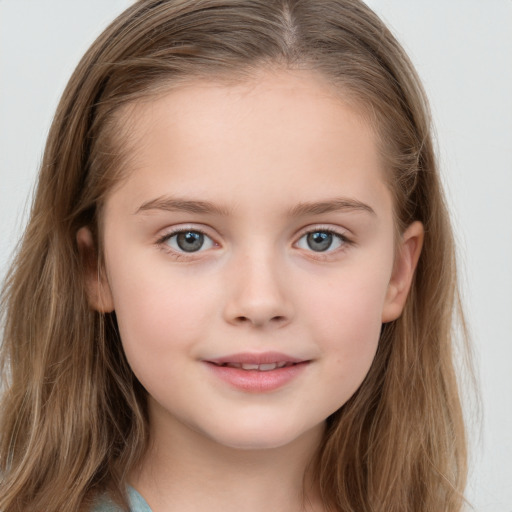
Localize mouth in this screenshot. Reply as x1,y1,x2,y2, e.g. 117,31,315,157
209,361,300,371
205,351,308,370
203,352,310,392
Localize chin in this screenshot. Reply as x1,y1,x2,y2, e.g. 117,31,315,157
200,420,325,452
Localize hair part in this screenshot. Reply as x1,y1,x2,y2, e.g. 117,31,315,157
1,1,470,511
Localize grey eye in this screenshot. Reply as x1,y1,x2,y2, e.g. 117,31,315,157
166,231,214,253
296,231,344,252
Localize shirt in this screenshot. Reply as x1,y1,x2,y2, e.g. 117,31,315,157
92,486,152,512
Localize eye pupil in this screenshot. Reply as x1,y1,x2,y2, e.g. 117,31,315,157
307,232,332,252
176,231,204,252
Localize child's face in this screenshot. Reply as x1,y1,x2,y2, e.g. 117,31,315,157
84,70,422,451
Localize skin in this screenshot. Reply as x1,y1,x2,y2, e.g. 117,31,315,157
79,70,423,512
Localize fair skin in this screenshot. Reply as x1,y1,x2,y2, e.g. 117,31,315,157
79,70,423,512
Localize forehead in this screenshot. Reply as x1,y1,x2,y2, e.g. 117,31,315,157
105,70,390,216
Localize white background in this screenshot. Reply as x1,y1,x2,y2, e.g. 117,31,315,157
0,1,511,510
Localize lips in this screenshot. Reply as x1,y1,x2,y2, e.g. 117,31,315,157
206,351,306,366
204,352,310,392
211,361,295,371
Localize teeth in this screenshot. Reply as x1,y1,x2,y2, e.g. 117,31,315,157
258,363,277,371
225,363,242,369
221,361,292,371
241,363,260,370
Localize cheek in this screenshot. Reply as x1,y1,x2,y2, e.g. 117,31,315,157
106,259,219,372
304,262,389,335
300,262,390,387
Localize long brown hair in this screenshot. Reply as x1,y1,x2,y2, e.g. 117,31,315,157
0,1,470,510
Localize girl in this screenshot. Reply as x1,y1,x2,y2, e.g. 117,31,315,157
0,1,471,511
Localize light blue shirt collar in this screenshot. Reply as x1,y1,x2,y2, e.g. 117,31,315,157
92,485,152,512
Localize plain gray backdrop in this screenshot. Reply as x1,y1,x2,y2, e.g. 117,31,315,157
1,1,511,510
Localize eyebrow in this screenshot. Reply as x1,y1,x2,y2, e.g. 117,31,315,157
134,195,375,217
288,198,376,217
135,197,232,216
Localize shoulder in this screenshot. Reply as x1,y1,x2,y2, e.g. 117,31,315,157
90,486,152,512
89,495,122,512
90,495,125,512
90,500,121,512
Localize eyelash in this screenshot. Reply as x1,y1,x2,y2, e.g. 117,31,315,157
156,226,216,258
294,226,353,260
155,225,353,259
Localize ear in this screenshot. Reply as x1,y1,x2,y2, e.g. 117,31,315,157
381,221,424,323
76,226,114,313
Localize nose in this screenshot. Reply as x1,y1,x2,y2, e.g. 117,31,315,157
222,251,293,329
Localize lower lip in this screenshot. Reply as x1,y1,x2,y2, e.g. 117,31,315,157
204,362,309,393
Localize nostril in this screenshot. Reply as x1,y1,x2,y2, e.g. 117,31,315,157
233,314,287,327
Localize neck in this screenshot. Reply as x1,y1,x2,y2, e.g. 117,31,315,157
131,407,325,512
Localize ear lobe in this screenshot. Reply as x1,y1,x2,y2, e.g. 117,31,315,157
76,227,114,313
381,221,424,323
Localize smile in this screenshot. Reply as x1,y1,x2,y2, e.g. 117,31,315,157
211,361,298,371
204,352,310,392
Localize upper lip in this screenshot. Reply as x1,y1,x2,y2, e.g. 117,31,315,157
205,351,307,365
